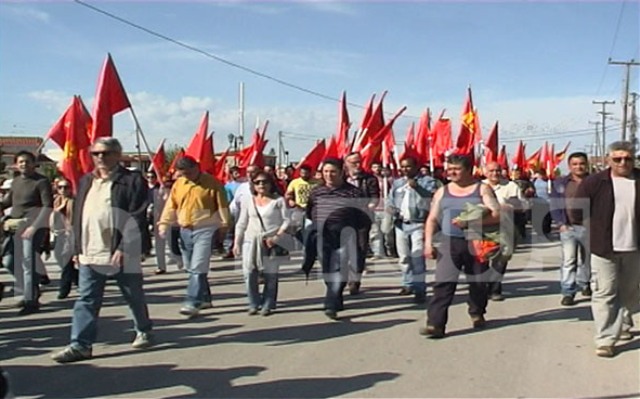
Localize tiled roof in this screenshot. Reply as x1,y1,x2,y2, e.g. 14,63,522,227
0,136,43,146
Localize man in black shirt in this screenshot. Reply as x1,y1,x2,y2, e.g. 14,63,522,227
1,151,53,315
306,158,370,319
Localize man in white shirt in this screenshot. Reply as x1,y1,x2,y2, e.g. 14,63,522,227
573,141,640,358
483,162,526,301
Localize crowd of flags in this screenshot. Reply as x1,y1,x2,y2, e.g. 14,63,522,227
43,54,573,194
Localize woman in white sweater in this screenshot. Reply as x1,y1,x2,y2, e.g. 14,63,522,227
233,171,290,315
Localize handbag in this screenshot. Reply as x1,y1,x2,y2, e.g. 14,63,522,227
252,198,289,258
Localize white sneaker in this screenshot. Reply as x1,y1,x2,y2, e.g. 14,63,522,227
132,332,153,349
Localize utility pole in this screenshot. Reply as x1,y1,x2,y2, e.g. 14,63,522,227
589,120,601,168
630,92,638,154
593,100,615,159
608,58,640,141
276,130,282,167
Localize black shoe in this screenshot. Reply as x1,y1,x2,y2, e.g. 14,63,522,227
57,290,70,300
398,287,413,296
39,275,51,286
18,303,40,316
490,293,505,302
471,315,486,329
419,325,445,339
561,295,575,306
154,269,166,275
0,282,4,302
324,309,338,320
348,282,361,295
581,285,592,297
413,294,426,304
222,252,235,259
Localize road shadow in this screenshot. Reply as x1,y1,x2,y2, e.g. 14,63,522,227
6,363,399,398
214,318,413,346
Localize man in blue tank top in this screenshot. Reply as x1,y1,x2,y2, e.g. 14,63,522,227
420,155,501,338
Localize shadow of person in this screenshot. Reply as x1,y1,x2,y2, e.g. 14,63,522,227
7,363,399,398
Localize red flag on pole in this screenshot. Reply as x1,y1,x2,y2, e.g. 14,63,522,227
353,91,387,152
90,54,131,141
167,148,185,178
214,148,230,183
497,145,509,171
150,139,167,181
336,91,350,157
295,140,326,177
200,134,216,174
431,113,453,167
455,87,479,157
185,111,209,163
324,135,340,159
45,96,93,193
512,140,527,173
554,141,572,164
415,108,431,166
483,121,499,164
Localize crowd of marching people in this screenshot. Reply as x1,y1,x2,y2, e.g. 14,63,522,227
0,138,638,363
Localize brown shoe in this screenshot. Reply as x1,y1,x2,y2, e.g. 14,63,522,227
398,287,412,296
419,325,445,339
471,315,486,329
595,346,615,358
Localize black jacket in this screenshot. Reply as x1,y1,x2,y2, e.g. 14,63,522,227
73,166,149,256
572,168,640,258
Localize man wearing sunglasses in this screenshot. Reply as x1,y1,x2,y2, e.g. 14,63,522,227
52,137,153,363
158,156,230,318
572,141,640,358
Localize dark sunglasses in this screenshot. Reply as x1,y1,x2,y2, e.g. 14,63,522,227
611,156,634,164
90,150,114,157
57,185,70,189
253,180,269,185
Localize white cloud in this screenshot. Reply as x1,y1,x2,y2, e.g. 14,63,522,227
27,90,72,112
300,0,358,16
2,5,50,24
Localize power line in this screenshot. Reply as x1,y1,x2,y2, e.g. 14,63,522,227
73,0,420,120
595,0,627,96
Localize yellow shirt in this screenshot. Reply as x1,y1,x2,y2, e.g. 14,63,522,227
286,177,314,208
159,173,230,229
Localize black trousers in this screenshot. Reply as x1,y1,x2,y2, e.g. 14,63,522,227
427,237,489,329
488,257,508,295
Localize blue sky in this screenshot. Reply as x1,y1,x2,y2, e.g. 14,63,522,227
0,1,638,163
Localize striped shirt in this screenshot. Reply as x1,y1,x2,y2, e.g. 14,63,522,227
306,182,368,229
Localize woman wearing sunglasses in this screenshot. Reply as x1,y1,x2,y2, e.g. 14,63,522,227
233,171,290,316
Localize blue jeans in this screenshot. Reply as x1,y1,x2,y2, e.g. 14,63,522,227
8,229,46,304
70,264,152,350
180,226,215,308
242,241,279,311
559,225,590,296
394,223,426,296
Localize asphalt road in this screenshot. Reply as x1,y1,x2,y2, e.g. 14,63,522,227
1,233,639,398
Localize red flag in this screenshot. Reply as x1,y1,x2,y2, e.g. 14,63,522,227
497,145,509,171
382,127,397,168
554,141,571,164
214,148,230,182
295,140,326,177
167,148,185,178
400,122,420,162
90,54,131,141
405,122,416,149
415,108,431,165
455,87,480,156
359,105,406,171
45,96,93,193
185,111,209,163
526,146,542,172
512,141,527,173
353,91,387,152
150,139,167,181
336,91,351,157
483,121,499,164
200,134,216,175
324,135,340,159
431,113,453,167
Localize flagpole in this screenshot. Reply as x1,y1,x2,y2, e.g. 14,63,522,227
428,136,434,174
36,138,49,154
128,107,156,172
382,141,388,201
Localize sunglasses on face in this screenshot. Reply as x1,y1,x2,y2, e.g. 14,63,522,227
611,157,634,164
90,150,114,157
58,185,69,189
253,180,269,185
